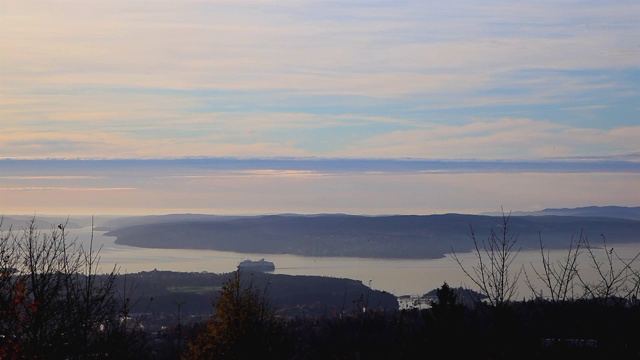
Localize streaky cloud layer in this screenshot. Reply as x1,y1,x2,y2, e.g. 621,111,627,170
1,157,639,174
1,158,638,216
1,1,639,160
2,2,638,216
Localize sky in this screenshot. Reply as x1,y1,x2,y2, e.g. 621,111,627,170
1,1,639,215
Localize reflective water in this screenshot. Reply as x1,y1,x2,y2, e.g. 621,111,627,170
59,227,640,298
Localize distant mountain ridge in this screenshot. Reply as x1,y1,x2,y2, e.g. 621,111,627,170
106,210,640,259
537,206,640,220
483,206,640,220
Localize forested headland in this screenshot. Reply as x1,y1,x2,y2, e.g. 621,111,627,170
106,211,640,259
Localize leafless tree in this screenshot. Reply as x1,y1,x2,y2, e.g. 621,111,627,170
525,231,585,302
0,216,121,358
452,209,522,308
578,234,640,305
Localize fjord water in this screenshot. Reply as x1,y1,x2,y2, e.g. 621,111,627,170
70,226,640,298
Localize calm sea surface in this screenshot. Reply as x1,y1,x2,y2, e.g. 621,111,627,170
61,227,640,298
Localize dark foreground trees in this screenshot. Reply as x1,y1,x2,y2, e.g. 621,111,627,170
184,270,290,359
0,217,145,359
177,276,640,360
446,209,640,359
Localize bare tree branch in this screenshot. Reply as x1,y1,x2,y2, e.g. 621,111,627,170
452,208,522,307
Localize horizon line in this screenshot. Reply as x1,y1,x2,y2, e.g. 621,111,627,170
2,205,638,219
1,154,640,162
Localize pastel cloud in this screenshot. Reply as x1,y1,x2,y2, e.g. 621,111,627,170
1,166,638,216
344,118,640,159
0,187,135,191
1,1,639,160
2,114,640,159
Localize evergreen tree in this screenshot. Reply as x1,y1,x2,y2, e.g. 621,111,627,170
184,271,290,359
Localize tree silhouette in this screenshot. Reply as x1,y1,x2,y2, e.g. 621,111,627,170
184,270,290,359
452,209,522,308
0,217,137,359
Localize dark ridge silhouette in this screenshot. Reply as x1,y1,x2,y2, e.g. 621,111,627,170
106,213,640,259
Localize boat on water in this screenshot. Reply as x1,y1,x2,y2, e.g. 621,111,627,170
237,258,275,272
